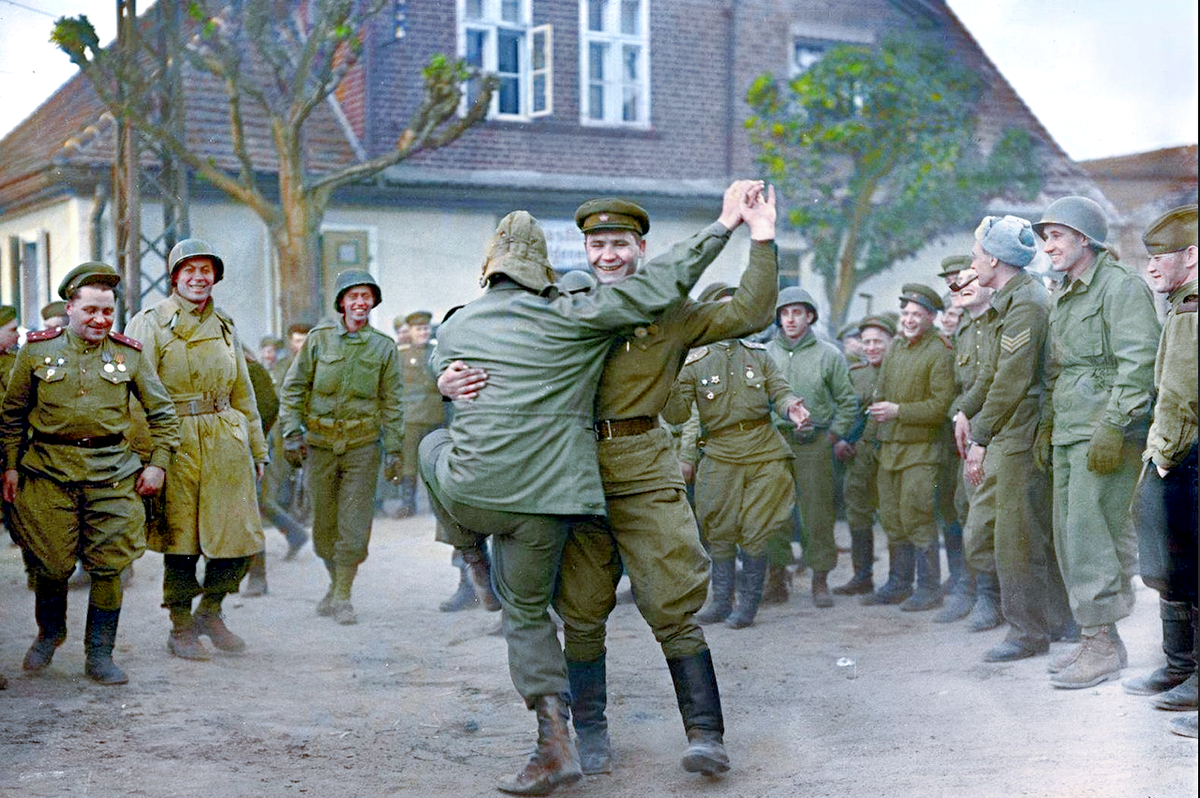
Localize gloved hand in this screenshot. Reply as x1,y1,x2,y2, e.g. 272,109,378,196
283,436,307,469
1033,420,1053,473
383,453,403,483
1086,422,1124,474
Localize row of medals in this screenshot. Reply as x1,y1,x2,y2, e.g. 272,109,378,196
43,352,127,378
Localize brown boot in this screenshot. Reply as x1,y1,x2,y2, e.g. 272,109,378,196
461,546,502,611
811,571,833,609
1050,626,1123,689
194,609,246,653
242,552,268,597
496,695,582,795
760,565,790,605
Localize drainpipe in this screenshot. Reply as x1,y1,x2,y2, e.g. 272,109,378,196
724,1,738,179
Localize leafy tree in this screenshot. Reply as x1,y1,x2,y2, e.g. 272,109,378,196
746,35,1042,324
53,0,496,324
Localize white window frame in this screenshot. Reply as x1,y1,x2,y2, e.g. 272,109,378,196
579,0,650,128
457,0,553,121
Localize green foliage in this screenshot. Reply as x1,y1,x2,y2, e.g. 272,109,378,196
746,34,1044,322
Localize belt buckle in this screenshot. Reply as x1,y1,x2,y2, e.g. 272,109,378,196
77,437,92,447
596,420,613,440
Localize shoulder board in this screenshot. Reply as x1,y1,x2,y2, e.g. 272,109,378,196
397,342,412,352
108,331,143,351
1178,299,1198,314
683,346,709,366
849,361,869,371
739,339,767,350
26,327,64,343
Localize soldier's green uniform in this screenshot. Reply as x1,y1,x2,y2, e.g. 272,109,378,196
278,276,404,624
1,264,179,684
395,311,444,516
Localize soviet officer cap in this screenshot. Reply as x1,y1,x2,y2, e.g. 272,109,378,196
1142,204,1198,255
937,255,971,279
858,314,897,336
574,198,651,236
899,283,943,313
836,321,861,340
405,310,433,326
58,262,121,300
0,305,16,327
41,301,67,321
697,282,736,303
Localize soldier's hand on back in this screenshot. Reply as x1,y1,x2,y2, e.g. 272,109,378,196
438,360,489,401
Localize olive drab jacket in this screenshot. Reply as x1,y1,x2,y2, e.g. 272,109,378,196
278,317,404,454
0,327,179,483
125,294,267,558
874,328,955,470
950,309,990,422
766,328,858,440
1047,251,1160,445
1145,279,1198,469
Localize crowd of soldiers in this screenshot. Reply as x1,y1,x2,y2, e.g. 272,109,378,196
0,185,1194,796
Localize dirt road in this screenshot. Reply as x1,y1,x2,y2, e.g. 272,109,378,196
1,514,1195,798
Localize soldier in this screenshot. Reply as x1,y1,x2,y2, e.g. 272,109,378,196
40,301,67,330
835,315,894,595
278,270,404,626
422,188,761,795
958,216,1074,662
1034,197,1161,689
836,321,864,365
259,336,282,374
1124,204,1197,736
0,305,18,386
1,263,179,684
395,310,442,519
864,284,955,611
126,238,269,661
393,315,412,348
766,288,858,607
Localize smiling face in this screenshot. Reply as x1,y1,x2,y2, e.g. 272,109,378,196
0,319,18,352
340,285,376,329
66,285,116,344
1040,223,1092,278
860,326,892,366
899,301,936,341
173,257,217,304
1145,246,1198,294
585,230,645,285
778,303,814,342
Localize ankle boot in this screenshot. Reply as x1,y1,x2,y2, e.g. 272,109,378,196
440,563,480,612
861,544,915,606
317,559,337,616
833,528,874,595
84,605,128,685
667,650,729,775
726,554,767,629
461,545,502,611
696,558,735,624
242,552,268,597
24,578,69,671
567,656,611,774
496,695,582,795
967,571,1005,631
760,564,790,604
901,542,943,612
811,571,833,608
1124,599,1196,695
331,564,358,625
167,604,209,660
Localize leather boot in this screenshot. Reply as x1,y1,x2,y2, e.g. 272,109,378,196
667,650,730,776
84,605,128,685
860,544,914,606
24,578,69,671
1124,599,1196,695
331,564,358,625
760,564,790,605
439,563,480,612
967,571,1004,632
1050,625,1124,689
811,571,833,609
934,572,976,623
167,605,210,660
726,554,767,629
900,542,943,612
461,545,502,611
1169,714,1198,737
696,558,735,624
940,522,966,597
567,656,611,774
195,602,247,652
833,528,874,595
242,552,268,597
393,476,416,519
496,695,582,795
1154,607,1199,711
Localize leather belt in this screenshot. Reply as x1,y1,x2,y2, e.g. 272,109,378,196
33,431,124,449
705,417,770,438
175,395,231,416
595,416,658,440
307,416,374,430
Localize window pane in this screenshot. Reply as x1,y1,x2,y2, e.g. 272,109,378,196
589,41,607,81
588,0,607,32
620,0,640,35
793,43,824,73
589,85,604,119
465,29,485,68
501,0,520,23
622,85,639,121
532,29,547,70
533,74,547,113
497,29,521,73
499,76,520,114
622,44,639,81
465,0,483,21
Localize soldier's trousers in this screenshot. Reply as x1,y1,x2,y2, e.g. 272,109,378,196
163,554,249,607
877,462,939,548
1130,444,1198,603
843,445,879,531
695,456,793,560
308,442,381,567
782,435,837,572
555,487,709,663
1052,439,1140,628
961,460,997,576
420,430,570,706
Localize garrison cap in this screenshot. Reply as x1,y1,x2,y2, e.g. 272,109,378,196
0,305,16,327
697,282,736,303
405,310,433,326
58,262,121,300
899,282,943,313
575,198,650,236
937,255,972,278
1142,204,1198,256
858,314,897,336
41,301,67,321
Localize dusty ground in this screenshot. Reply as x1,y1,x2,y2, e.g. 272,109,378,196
1,509,1196,798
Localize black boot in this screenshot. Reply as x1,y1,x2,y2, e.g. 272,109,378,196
696,558,735,624
861,544,915,606
833,528,874,595
726,554,767,629
461,545,502,611
1124,599,1196,695
811,571,833,609
394,476,416,519
496,695,582,795
667,650,730,776
934,571,976,623
24,578,68,671
242,552,268,597
439,563,480,612
567,656,611,774
901,542,943,612
84,605,128,685
967,571,1005,632
940,522,966,597
1153,606,1199,711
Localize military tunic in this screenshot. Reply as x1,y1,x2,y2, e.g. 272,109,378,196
555,238,778,663
874,328,955,548
278,316,403,566
949,310,996,574
0,327,179,582
398,340,444,479
766,328,858,573
663,340,800,560
843,361,882,531
1046,251,1159,627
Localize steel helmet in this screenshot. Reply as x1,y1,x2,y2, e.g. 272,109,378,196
333,269,382,312
1033,196,1108,247
479,211,556,293
775,286,819,322
168,238,225,283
